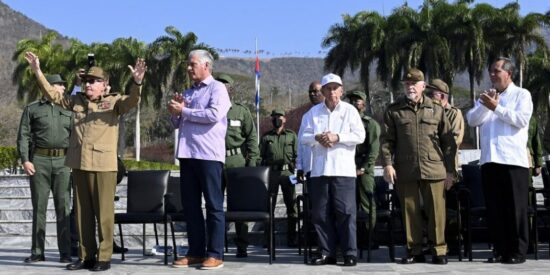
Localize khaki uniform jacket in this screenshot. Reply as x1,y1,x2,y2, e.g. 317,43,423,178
36,73,140,171
381,95,456,181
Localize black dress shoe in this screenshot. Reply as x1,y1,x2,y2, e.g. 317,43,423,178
66,259,96,270
24,254,45,263
236,248,248,258
486,255,503,263
504,255,526,264
310,255,337,265
400,254,426,264
343,255,357,266
112,243,128,253
90,261,111,271
432,255,448,265
59,255,73,263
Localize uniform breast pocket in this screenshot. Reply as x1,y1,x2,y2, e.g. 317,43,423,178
59,110,73,130
33,112,50,130
92,110,116,125
421,118,439,136
397,119,413,137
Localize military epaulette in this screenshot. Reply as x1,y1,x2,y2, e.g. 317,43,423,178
104,92,120,97
27,100,41,107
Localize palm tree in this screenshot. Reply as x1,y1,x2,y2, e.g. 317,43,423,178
524,49,550,112
12,31,68,103
149,26,218,163
485,3,548,87
322,11,386,109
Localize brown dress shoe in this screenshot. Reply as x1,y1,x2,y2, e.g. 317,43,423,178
172,256,204,268
201,257,224,270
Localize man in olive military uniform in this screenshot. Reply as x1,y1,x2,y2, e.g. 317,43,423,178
345,90,380,241
381,68,456,265
17,74,73,264
426,79,464,255
260,110,298,247
216,73,260,258
25,51,146,272
427,79,464,169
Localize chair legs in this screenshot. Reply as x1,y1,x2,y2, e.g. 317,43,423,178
118,223,125,261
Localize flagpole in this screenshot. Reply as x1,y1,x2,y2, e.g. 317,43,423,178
255,38,261,144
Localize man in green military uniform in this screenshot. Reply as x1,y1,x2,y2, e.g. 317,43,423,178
426,78,465,255
17,74,73,264
260,109,298,247
345,90,380,244
528,116,543,180
25,51,146,272
216,73,260,258
381,68,456,265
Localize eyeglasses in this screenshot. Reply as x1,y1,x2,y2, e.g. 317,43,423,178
83,79,104,84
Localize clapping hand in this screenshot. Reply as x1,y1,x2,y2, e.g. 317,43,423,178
479,88,499,111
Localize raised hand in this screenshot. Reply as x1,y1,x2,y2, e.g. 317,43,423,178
128,58,147,84
24,52,41,72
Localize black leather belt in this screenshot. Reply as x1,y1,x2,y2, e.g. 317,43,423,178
34,148,67,157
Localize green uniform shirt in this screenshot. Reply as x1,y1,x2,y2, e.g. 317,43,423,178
225,102,260,166
355,114,381,172
381,95,456,181
528,116,543,168
260,128,297,169
17,99,73,163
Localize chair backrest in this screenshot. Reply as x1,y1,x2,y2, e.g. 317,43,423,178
374,176,390,209
541,166,550,190
225,166,270,212
166,176,183,213
461,164,484,208
126,170,170,213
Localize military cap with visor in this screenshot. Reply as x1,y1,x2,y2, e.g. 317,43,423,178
401,68,424,82
45,74,66,85
271,109,285,116
427,79,449,94
215,73,234,85
82,66,107,80
345,90,367,102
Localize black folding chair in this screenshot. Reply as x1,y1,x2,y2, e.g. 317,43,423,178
114,170,170,264
224,166,275,264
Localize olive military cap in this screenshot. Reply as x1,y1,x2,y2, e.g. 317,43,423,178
401,68,424,82
45,74,66,85
346,90,367,101
427,79,449,94
82,66,107,80
215,73,234,85
271,109,285,116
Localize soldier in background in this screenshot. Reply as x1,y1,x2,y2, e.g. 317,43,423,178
345,90,380,248
216,73,260,258
17,74,73,264
260,109,298,247
427,79,464,168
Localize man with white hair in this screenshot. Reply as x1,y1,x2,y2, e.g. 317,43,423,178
300,73,365,266
169,49,231,270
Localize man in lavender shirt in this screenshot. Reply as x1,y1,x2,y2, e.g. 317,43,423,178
168,49,231,270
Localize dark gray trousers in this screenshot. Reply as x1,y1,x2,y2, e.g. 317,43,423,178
309,176,357,257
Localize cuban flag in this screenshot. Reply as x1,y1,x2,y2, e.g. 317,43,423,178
255,56,261,112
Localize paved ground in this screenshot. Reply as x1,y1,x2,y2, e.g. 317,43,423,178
2,244,550,275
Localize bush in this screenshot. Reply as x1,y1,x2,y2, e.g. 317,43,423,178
122,159,178,171
0,146,18,170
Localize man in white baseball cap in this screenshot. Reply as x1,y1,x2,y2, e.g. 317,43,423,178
300,73,365,266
